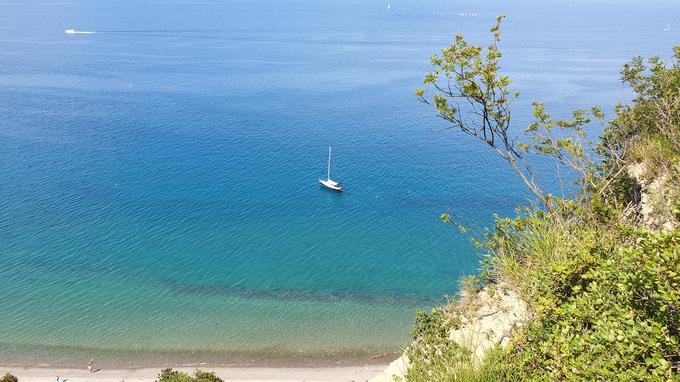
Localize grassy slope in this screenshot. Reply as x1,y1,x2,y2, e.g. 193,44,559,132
405,47,680,382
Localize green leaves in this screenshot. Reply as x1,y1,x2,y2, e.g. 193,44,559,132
156,369,223,382
418,17,509,123
490,15,506,42
503,228,680,381
417,15,556,208
523,102,602,194
0,374,17,382
604,45,680,169
410,30,680,381
422,71,437,85
157,369,192,382
412,308,451,343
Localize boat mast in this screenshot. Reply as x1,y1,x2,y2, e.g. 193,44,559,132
327,146,332,180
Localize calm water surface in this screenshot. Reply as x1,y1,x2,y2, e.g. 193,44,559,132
0,0,678,367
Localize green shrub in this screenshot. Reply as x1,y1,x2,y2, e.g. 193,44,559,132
407,336,516,382
192,371,224,382
157,369,191,382
501,229,680,381
0,374,18,382
409,18,680,380
156,369,222,382
408,219,680,381
412,309,447,342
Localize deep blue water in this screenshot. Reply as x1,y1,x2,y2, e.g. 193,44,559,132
0,0,678,366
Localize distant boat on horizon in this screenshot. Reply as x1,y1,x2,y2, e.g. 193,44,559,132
65,28,95,35
319,146,343,192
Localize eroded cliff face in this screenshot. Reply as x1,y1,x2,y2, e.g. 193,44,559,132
372,161,680,382
626,162,679,231
369,283,529,382
368,354,410,382
448,283,529,363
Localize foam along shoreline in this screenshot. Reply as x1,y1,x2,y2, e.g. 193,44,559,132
3,365,388,382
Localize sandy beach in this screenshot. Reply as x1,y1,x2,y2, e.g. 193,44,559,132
2,365,387,382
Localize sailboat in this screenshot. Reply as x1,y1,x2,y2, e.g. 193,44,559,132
319,146,343,191
664,22,671,32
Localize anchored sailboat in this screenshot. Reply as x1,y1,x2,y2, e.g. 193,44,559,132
319,146,343,191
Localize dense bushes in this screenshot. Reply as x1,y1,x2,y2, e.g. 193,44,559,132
0,374,17,382
407,16,680,382
504,228,680,381
156,368,223,382
407,211,680,381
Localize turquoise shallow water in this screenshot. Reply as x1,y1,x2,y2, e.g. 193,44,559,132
0,0,678,367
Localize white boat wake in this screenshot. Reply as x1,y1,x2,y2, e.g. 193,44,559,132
65,28,96,35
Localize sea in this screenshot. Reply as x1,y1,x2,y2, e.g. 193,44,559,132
0,0,678,368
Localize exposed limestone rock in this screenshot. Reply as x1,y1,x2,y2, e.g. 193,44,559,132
366,353,410,382
626,162,678,231
368,283,528,381
448,283,529,362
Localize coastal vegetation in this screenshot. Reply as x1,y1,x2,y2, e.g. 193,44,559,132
0,373,17,382
407,16,680,382
156,368,224,382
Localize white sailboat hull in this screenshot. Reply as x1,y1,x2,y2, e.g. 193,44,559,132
319,178,343,191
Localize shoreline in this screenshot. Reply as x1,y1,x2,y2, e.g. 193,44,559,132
1,365,389,382
0,347,398,370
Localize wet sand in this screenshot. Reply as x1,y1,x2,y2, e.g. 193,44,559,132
2,365,387,382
